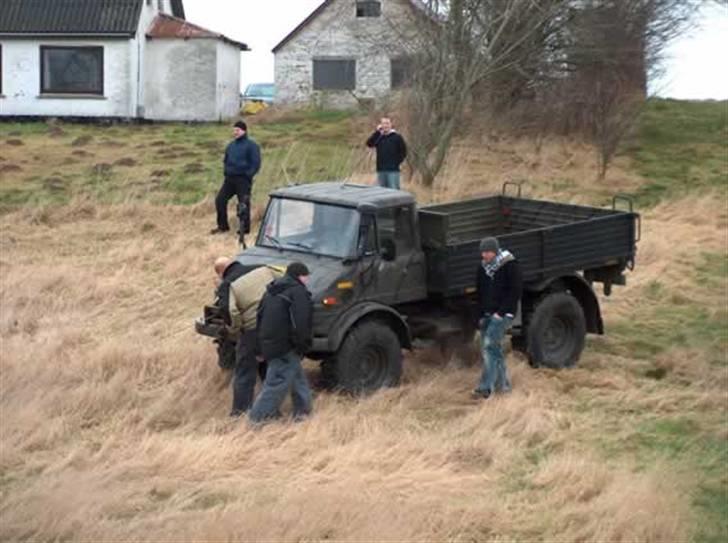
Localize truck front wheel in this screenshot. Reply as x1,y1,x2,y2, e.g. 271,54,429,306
527,292,586,369
334,320,403,394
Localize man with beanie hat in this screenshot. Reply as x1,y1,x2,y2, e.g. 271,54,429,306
249,262,314,423
211,120,261,245
473,237,523,399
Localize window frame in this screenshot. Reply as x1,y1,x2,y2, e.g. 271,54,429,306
356,1,382,18
0,44,3,95
40,45,104,96
312,58,356,91
390,56,414,89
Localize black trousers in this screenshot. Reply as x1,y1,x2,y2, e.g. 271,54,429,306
215,175,251,231
231,329,266,414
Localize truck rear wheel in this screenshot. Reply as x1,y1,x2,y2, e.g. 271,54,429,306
334,320,402,394
527,292,586,368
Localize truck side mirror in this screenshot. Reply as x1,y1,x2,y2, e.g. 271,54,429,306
381,239,397,261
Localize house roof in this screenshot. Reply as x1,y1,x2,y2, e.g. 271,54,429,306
272,0,432,53
0,0,143,36
146,13,249,50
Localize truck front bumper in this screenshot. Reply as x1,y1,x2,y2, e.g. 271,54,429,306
195,317,224,339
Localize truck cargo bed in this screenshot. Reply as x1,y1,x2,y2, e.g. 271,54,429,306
419,195,639,296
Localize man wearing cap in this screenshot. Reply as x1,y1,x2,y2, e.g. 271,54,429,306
473,237,523,399
249,262,314,423
211,121,261,243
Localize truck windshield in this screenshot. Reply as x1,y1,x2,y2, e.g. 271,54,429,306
259,198,359,258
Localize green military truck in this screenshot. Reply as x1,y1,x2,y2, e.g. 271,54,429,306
197,181,640,393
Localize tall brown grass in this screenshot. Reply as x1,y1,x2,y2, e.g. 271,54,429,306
1,173,726,539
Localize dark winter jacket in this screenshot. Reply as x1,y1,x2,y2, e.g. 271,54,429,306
216,262,253,325
366,131,408,172
224,135,261,179
475,258,523,318
257,274,313,359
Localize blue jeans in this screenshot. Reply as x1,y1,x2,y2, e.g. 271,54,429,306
249,351,312,423
476,315,513,394
377,171,401,190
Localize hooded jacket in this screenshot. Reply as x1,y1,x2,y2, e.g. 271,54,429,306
257,274,313,359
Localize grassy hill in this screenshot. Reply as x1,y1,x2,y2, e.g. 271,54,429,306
0,100,726,542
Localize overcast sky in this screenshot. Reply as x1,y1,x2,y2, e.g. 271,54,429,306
184,0,728,99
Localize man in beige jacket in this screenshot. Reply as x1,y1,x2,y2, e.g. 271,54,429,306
216,258,283,416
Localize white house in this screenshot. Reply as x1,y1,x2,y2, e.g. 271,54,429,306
273,0,424,109
0,0,247,121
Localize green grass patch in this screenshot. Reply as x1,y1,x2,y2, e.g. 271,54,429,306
0,110,363,211
625,99,728,207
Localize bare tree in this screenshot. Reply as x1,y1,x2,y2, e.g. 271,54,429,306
402,0,570,186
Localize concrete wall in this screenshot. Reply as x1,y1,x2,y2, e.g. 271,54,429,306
274,0,418,108
216,41,241,120
0,38,134,117
143,38,217,121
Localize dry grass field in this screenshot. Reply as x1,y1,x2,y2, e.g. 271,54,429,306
1,100,726,542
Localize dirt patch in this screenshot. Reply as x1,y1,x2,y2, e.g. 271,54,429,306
150,140,166,147
62,158,80,165
114,157,138,167
5,139,24,146
71,135,93,147
92,163,113,175
0,164,22,173
48,126,66,138
101,140,127,147
183,163,205,174
151,169,170,178
42,177,67,192
71,150,93,158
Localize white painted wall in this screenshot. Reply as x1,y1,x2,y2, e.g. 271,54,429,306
216,41,242,120
143,39,217,121
0,38,134,117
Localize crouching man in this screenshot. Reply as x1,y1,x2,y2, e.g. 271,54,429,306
216,257,283,416
249,262,314,423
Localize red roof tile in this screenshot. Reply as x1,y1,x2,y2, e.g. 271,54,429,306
147,13,249,50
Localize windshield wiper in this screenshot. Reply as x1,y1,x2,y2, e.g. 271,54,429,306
264,234,283,249
285,241,313,250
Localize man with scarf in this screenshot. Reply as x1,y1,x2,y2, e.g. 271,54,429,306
473,237,523,399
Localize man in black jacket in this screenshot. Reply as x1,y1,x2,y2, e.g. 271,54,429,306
211,120,261,244
473,237,523,399
249,262,314,423
365,117,407,189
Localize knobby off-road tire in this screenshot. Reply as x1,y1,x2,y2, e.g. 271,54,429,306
334,320,403,394
527,292,586,369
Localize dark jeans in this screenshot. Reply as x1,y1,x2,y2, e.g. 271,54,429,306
231,330,263,415
215,175,251,231
476,315,513,394
249,351,313,423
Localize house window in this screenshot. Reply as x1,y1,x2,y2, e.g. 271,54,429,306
40,46,103,95
313,59,356,91
391,56,414,89
356,1,382,17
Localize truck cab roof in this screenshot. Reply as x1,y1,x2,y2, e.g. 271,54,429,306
269,182,415,210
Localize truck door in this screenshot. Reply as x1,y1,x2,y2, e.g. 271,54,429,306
375,205,427,305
